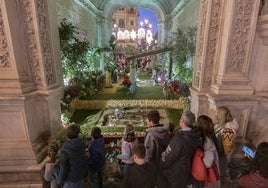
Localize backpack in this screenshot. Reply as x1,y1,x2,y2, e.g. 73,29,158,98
191,147,219,186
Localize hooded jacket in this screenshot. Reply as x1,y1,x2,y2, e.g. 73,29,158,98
160,128,202,188
60,137,88,183
144,124,170,166
88,135,105,172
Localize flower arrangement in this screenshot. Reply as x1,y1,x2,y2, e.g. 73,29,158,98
122,76,131,87
70,98,187,110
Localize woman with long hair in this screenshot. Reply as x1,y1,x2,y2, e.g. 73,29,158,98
214,106,239,156
214,106,239,179
197,115,220,188
237,142,268,187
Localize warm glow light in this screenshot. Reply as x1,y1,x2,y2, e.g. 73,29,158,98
112,18,154,47
117,30,124,40
146,30,153,45
130,29,137,40
123,30,130,40
138,28,145,39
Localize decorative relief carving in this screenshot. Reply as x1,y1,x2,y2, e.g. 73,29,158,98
20,0,42,89
193,0,208,88
36,0,56,86
0,7,11,67
203,0,221,88
227,0,254,73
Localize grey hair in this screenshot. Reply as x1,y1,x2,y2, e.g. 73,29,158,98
181,110,196,127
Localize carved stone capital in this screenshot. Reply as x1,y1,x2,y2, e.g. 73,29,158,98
258,15,268,45
0,6,11,67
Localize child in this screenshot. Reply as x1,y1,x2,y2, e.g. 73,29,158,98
44,140,60,188
88,127,105,188
122,143,161,188
117,124,138,174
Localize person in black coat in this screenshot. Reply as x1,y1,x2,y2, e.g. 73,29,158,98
122,143,163,188
160,110,203,188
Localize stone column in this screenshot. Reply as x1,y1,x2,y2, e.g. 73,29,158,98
0,0,62,186
97,15,105,72
190,0,261,149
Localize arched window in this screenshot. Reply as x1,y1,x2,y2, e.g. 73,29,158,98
130,7,134,13
119,19,125,28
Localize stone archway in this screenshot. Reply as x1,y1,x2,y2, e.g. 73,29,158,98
1,0,268,187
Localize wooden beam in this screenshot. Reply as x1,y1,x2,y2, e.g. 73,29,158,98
126,47,173,61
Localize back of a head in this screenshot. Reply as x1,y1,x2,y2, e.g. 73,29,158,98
217,106,233,125
66,124,80,139
124,124,136,142
133,143,146,159
91,127,102,139
181,110,196,127
146,110,160,124
197,115,217,147
197,115,215,136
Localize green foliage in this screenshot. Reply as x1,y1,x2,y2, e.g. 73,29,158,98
166,108,183,125
81,85,179,100
172,27,197,85
59,19,91,80
80,110,104,138
104,54,116,72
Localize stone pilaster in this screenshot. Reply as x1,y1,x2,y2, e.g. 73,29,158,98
96,14,105,47
191,0,223,115
0,0,62,186
211,0,259,95
191,0,263,159
157,22,165,46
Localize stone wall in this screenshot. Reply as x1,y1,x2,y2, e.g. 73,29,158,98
56,0,98,45
171,0,200,31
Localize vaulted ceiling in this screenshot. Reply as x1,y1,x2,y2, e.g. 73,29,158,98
88,0,181,13
78,0,186,22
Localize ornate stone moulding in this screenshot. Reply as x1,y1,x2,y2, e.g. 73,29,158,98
258,15,268,46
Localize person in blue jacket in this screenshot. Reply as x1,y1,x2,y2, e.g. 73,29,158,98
88,127,105,188
59,124,88,188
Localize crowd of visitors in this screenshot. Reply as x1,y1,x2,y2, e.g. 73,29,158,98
44,107,268,188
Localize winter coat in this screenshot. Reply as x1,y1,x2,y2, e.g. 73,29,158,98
88,136,105,172
160,128,202,188
44,162,58,188
237,171,268,188
117,139,138,164
122,162,158,188
144,124,170,166
228,157,253,181
215,119,239,156
60,137,88,183
203,137,220,188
